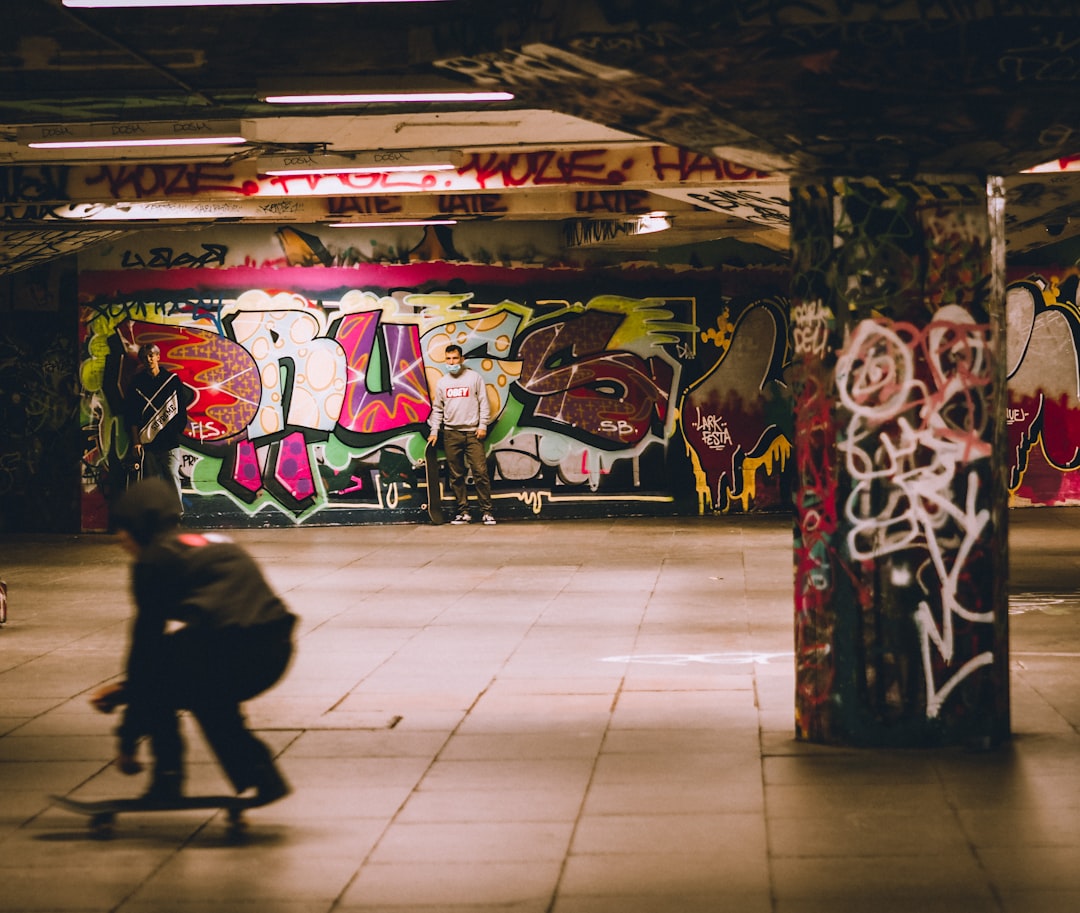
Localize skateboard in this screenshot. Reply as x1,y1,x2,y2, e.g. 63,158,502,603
50,793,251,839
421,441,446,524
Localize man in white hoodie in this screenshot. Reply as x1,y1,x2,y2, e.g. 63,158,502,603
427,344,496,525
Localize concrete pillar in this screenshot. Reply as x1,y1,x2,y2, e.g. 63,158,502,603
790,175,1010,747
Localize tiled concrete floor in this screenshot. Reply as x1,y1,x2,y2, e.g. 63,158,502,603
1,510,1079,913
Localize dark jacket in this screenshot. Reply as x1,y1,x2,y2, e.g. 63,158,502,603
124,367,194,454
112,480,294,752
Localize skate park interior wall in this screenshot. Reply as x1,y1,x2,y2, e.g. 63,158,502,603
2,224,1080,533
0,261,82,533
73,223,793,530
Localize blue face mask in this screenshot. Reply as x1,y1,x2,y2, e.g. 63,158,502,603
447,362,464,376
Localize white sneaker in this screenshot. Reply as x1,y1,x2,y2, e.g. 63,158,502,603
482,512,497,526
451,511,471,525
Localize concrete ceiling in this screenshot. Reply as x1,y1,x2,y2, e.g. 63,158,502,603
2,0,1078,275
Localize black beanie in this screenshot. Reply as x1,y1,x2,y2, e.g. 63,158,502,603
113,478,182,546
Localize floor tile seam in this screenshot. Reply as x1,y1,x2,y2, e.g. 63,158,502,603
320,609,470,713
926,760,1009,912
51,807,198,910
430,599,571,669
295,550,509,642
548,891,774,906
0,621,129,689
572,805,766,816
766,847,1005,862
565,848,765,862
740,519,781,871
319,739,454,910
328,659,544,910
537,566,661,913
1008,672,1080,739
752,653,782,913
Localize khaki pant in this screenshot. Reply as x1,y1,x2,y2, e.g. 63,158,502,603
442,428,492,513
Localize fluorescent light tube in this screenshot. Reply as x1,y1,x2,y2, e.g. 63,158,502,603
263,91,514,104
328,220,458,227
259,150,463,175
28,136,247,149
19,120,246,149
259,75,512,105
65,1,448,7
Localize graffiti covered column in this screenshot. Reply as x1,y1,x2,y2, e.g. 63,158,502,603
790,175,1010,747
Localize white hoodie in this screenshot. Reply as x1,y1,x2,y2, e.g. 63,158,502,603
428,365,490,434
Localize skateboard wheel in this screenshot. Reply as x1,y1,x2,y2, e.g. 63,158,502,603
225,809,247,839
89,812,115,838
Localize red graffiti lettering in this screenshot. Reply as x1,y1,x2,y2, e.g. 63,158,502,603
266,171,439,194
340,172,438,192
650,146,768,182
84,163,258,200
515,311,667,445
460,149,625,191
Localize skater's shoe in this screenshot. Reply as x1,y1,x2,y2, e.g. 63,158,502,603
90,681,128,714
139,771,183,805
244,764,291,806
450,510,471,525
482,512,497,525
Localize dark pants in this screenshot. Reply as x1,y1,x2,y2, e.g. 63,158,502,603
144,614,295,791
141,447,183,511
443,428,492,512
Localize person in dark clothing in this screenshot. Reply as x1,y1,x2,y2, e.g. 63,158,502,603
92,478,296,805
123,343,194,509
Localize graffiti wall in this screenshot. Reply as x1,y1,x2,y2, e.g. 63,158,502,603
77,225,792,529
0,261,82,532
1007,266,1080,506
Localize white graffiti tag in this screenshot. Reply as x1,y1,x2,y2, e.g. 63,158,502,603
792,300,832,359
691,407,733,450
836,306,996,718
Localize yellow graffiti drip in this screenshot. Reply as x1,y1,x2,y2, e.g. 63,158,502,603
736,436,792,511
675,407,713,514
687,442,712,514
514,489,546,515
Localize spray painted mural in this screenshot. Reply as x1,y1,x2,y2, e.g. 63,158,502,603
77,226,792,529
1006,267,1080,505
